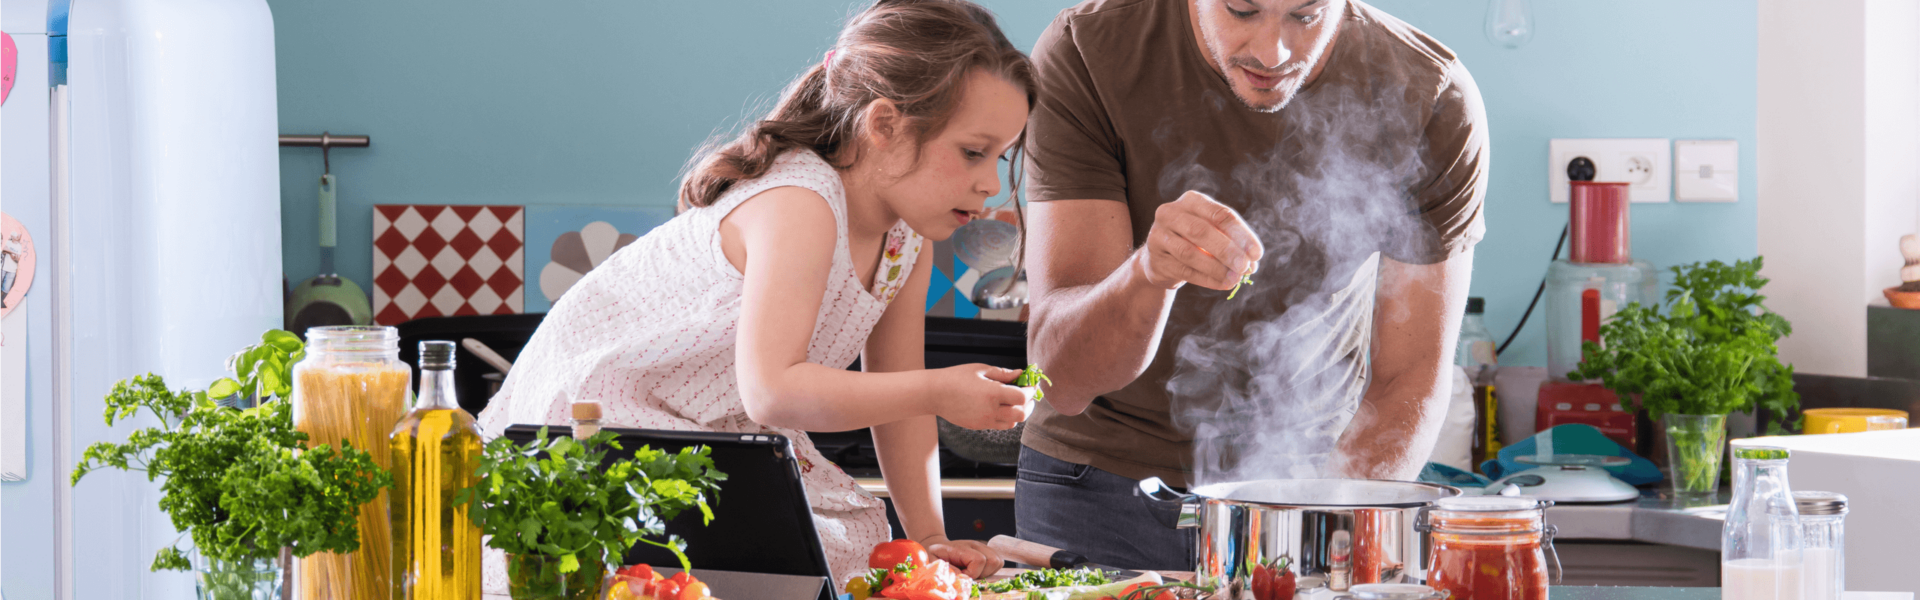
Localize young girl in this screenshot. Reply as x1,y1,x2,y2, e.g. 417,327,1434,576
476,0,1037,586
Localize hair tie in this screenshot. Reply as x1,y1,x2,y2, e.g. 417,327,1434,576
825,49,837,64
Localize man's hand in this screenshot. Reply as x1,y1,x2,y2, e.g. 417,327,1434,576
925,537,1004,579
1137,191,1265,291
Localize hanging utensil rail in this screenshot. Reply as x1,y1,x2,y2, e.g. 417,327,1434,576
280,132,369,179
278,133,370,148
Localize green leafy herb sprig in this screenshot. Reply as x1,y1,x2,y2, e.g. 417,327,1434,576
456,427,726,587
70,330,392,572
1227,269,1254,300
1567,258,1799,430
1015,364,1052,401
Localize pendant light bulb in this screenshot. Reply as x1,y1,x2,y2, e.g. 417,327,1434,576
1485,0,1534,49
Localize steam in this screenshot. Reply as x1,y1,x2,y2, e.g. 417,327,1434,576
1163,84,1442,487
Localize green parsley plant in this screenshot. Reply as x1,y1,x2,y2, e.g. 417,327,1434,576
70,330,392,573
1568,258,1799,426
455,427,725,595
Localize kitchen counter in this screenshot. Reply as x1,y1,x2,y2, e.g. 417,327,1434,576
856,479,1727,550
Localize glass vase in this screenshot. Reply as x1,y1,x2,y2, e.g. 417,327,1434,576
192,552,283,600
507,553,607,600
1664,413,1728,497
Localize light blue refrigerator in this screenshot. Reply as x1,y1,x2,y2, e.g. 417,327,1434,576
0,0,283,597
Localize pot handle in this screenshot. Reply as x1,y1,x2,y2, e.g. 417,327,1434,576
1134,477,1201,529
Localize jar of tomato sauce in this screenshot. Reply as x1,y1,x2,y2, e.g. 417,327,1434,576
1421,496,1560,600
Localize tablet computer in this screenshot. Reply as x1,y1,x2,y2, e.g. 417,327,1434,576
501,425,833,579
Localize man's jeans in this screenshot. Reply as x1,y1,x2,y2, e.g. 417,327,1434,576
1013,446,1196,571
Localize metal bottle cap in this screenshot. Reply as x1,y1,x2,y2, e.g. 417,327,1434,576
1793,491,1849,515
419,340,456,369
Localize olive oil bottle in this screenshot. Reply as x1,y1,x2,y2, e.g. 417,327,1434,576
390,341,483,600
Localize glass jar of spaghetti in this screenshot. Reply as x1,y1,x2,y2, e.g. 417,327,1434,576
1422,496,1560,600
291,326,412,600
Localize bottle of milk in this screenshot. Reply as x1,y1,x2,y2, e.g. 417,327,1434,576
1723,446,1804,600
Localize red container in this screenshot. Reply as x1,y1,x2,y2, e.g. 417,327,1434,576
1569,181,1630,264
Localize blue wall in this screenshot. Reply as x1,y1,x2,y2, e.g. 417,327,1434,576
268,0,1757,367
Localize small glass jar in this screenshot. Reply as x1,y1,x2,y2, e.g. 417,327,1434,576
291,326,412,600
1423,496,1558,600
571,400,603,440
1795,491,1848,600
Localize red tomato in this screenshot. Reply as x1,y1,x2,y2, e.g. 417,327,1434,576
869,540,930,570
655,579,683,600
1251,566,1273,600
1273,570,1296,600
679,581,711,600
1121,583,1171,600
668,572,694,587
882,560,963,600
622,564,655,582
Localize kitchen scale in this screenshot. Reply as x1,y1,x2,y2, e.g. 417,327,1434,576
1483,454,1640,503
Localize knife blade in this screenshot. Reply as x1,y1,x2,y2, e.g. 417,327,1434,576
986,535,1146,580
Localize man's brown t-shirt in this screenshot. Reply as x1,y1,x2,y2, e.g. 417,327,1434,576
1021,0,1488,486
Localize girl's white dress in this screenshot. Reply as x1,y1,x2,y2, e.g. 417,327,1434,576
477,149,924,589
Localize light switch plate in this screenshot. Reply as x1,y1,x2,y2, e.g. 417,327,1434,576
1674,139,1739,202
1548,138,1672,203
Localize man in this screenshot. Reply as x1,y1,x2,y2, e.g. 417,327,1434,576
1017,0,1487,569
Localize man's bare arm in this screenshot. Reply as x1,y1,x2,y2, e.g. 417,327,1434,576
1026,193,1264,415
1332,248,1474,480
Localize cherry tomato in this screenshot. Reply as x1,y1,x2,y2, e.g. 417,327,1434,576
655,579,682,600
1251,566,1273,600
868,540,930,570
622,564,655,582
668,571,694,587
679,581,711,600
1273,570,1296,600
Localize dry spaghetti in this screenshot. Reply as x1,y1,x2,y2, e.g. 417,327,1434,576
292,345,411,600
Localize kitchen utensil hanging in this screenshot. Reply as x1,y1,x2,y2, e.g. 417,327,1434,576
284,133,376,334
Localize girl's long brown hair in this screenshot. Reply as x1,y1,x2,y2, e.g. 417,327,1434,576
678,0,1036,211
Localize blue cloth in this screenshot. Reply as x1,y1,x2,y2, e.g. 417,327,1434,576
1419,462,1494,488
1479,424,1663,486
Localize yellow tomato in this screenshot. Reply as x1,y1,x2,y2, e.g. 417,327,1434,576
846,577,872,600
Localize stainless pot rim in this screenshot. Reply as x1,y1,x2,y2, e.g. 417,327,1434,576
1143,477,1462,511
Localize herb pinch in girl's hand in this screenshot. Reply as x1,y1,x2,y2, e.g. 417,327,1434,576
1014,364,1052,401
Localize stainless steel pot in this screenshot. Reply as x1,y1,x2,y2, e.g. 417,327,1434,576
1137,477,1461,595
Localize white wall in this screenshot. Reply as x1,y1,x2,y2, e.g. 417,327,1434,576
1758,0,1920,377
1864,1,1920,307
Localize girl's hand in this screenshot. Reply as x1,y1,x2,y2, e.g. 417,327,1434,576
926,537,1004,580
928,364,1032,430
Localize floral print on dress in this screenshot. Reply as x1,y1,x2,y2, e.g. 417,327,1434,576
872,223,921,304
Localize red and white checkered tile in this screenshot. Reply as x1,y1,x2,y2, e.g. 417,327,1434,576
372,205,524,325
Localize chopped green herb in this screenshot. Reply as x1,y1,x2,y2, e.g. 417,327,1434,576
978,568,1112,594
1227,270,1254,300
1015,364,1052,401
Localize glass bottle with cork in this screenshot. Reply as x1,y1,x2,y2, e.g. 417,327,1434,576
572,400,603,439
390,340,484,600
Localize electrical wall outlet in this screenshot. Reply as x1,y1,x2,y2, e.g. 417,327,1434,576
1674,140,1739,202
1548,138,1672,203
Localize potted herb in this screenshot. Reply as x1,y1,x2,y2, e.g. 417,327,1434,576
458,428,725,600
70,330,392,600
1568,258,1799,497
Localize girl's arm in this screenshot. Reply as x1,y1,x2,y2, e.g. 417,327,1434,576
864,242,1004,579
725,187,1028,433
